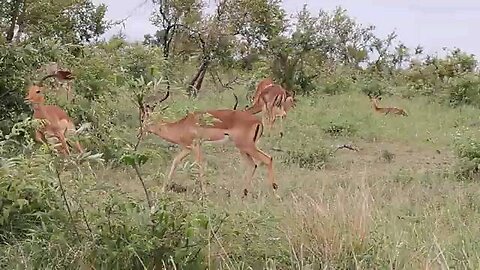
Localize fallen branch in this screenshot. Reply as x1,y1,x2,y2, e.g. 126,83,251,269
331,143,360,154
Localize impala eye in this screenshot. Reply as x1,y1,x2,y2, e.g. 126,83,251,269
36,90,41,93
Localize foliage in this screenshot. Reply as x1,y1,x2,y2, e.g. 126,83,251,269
1,0,108,44
454,130,480,181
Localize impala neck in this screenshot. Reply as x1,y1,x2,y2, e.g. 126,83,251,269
143,119,166,135
371,100,381,111
244,102,262,114
31,102,46,113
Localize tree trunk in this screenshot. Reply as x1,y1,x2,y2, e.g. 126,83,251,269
194,66,207,93
188,61,208,98
162,27,173,91
6,0,22,43
14,0,27,43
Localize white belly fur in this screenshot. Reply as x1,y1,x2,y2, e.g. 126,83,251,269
203,134,230,145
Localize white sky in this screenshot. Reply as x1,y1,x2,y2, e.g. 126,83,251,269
92,0,480,57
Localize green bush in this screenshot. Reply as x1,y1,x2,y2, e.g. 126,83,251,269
282,146,330,170
323,120,357,138
448,73,480,108
321,74,354,95
453,131,480,181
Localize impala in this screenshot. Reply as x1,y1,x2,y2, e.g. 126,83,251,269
250,77,274,103
24,82,83,155
139,92,278,197
369,94,408,116
245,79,296,136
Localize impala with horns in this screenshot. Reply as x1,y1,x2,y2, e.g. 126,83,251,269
139,92,278,197
24,82,84,155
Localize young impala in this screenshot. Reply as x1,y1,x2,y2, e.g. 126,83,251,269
369,94,408,116
139,92,278,197
24,82,83,155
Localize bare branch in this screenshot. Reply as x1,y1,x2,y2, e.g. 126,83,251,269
332,144,360,153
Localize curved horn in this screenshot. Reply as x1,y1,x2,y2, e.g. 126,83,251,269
157,91,170,104
232,93,239,110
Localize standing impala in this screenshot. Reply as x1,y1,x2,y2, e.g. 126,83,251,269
250,77,274,103
139,92,278,197
24,82,83,155
245,78,296,135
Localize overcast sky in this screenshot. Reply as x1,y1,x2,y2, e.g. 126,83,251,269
92,0,480,57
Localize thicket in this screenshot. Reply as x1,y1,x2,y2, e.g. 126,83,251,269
1,0,480,268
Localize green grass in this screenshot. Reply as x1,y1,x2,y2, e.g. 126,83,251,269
3,84,480,269
113,87,480,268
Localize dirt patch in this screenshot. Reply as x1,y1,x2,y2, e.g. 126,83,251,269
331,141,454,177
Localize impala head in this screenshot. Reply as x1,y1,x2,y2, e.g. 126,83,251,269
283,96,295,112
24,83,46,104
138,91,170,138
368,93,382,103
283,86,297,109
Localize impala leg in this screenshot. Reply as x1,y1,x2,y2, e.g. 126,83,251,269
35,130,47,144
74,141,84,153
66,127,84,154
247,147,277,193
261,102,273,134
192,143,206,193
165,147,191,191
261,112,269,133
278,115,284,138
267,106,275,131
240,152,257,198
55,131,70,156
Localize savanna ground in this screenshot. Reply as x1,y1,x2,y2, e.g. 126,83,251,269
8,84,479,269
2,0,480,269
122,90,480,269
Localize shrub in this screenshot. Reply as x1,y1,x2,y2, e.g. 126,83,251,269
323,120,357,138
453,131,480,181
448,73,480,108
282,146,330,170
321,75,354,95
